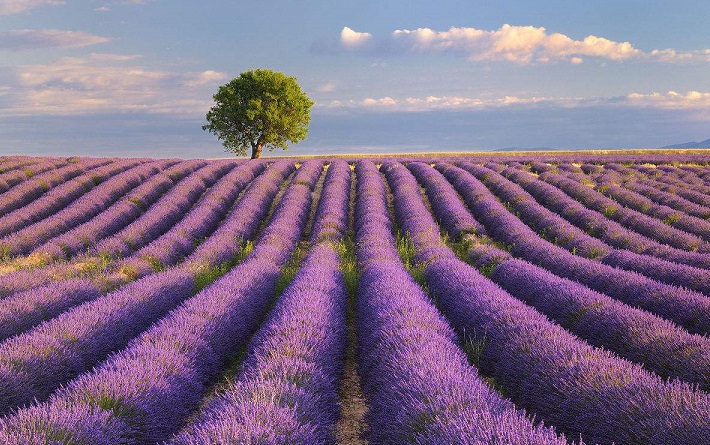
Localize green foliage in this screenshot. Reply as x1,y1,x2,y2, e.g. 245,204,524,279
395,231,427,287
90,174,102,186
564,302,604,328
194,240,254,292
395,230,417,270
128,197,146,211
82,392,144,432
0,243,11,261
603,206,618,218
37,426,89,445
274,241,308,296
587,246,608,259
203,69,314,159
145,255,166,273
477,261,498,278
335,237,359,298
462,329,488,368
663,213,680,225
194,262,228,293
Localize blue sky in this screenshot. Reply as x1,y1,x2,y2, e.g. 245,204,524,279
1,0,709,157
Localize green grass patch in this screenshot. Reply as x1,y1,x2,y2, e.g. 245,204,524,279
602,206,618,218
274,241,308,296
194,240,254,292
444,234,473,262
663,213,680,225
38,426,90,445
145,255,166,273
395,230,428,290
395,230,417,270
462,330,487,368
90,174,102,186
128,197,146,211
335,237,359,299
564,302,605,328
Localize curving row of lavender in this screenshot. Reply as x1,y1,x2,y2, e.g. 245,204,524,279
0,160,269,342
386,161,709,445
0,160,324,443
171,160,352,444
437,163,710,335
0,154,709,444
0,161,296,415
0,157,130,237
406,163,710,390
354,161,566,444
0,160,265,297
459,163,710,294
495,164,710,269
0,159,177,257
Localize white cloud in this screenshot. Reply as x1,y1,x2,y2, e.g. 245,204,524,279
88,53,142,61
340,27,372,47
0,29,110,51
95,1,150,11
392,25,642,64
1,54,227,116
322,95,554,111
0,0,64,15
626,90,710,109
362,96,397,106
0,0,149,15
318,91,710,112
182,70,227,87
326,24,710,64
316,82,336,93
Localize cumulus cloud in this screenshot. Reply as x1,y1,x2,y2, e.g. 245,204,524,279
1,54,227,116
0,0,64,15
0,29,110,51
390,24,643,63
340,27,372,47
317,24,710,64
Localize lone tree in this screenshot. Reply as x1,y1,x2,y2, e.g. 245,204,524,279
203,69,314,159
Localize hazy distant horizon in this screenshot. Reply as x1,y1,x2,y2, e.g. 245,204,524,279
2,107,708,159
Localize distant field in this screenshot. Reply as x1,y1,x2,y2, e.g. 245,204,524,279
0,153,709,444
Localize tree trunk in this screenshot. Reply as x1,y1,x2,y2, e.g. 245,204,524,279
251,141,264,159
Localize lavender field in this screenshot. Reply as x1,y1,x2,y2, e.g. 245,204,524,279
0,152,709,444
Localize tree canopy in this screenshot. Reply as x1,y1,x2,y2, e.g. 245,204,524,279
203,69,314,159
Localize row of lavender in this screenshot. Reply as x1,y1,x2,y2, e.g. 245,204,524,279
0,159,324,442
0,156,363,443
0,158,303,412
1,155,709,444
